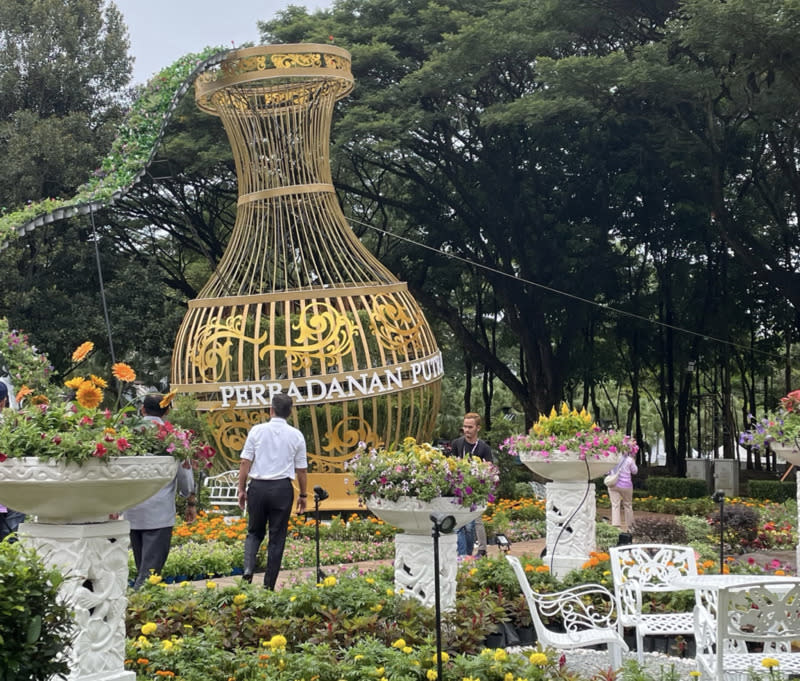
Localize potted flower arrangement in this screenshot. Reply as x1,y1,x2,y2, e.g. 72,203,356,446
501,402,638,481
740,389,800,465
0,340,216,523
345,437,499,534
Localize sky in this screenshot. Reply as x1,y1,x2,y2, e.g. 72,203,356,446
114,0,333,85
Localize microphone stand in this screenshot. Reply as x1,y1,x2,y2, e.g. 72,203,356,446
313,486,328,582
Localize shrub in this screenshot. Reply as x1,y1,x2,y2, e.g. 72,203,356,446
645,476,709,499
0,542,74,681
708,503,760,554
748,479,797,503
677,515,713,543
630,516,688,544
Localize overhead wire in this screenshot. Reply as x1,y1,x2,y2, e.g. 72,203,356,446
348,216,794,364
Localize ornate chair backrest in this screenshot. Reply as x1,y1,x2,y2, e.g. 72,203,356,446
718,580,800,648
609,544,698,621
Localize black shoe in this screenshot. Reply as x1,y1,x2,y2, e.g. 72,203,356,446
241,573,253,583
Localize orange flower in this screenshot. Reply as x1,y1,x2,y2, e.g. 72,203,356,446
159,390,177,409
31,394,49,405
15,385,33,403
90,374,108,389
112,362,136,382
72,341,94,362
76,382,103,409
64,376,86,390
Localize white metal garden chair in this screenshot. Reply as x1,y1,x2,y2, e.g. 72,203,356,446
608,543,697,662
506,555,628,668
694,578,800,680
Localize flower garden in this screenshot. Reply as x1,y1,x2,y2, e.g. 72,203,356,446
115,490,799,680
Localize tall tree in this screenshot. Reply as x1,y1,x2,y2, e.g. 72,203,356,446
0,0,133,373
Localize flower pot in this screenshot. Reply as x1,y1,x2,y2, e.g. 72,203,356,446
771,444,800,467
518,453,620,482
365,495,486,534
0,456,179,524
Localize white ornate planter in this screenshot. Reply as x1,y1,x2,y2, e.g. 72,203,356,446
772,444,800,570
0,455,178,523
366,495,485,534
3,455,179,681
366,496,486,610
519,453,620,578
771,443,800,467
519,453,620,482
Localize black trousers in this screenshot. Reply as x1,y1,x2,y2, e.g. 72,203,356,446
130,526,173,590
243,478,294,589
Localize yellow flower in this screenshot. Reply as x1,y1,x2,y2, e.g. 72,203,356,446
403,646,412,654
64,376,85,390
233,593,247,605
689,673,701,678
504,673,514,681
323,575,337,587
431,652,449,663
72,341,94,362
493,649,508,662
206,581,217,589
112,362,137,382
392,639,407,649
161,639,174,650
141,622,157,636
75,382,103,409
148,574,163,585
762,658,780,669
159,390,178,409
426,670,438,681
529,652,548,666
90,374,108,388
269,634,287,649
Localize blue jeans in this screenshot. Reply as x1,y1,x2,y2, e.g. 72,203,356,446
457,520,476,556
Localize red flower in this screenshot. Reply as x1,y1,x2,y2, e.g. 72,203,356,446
93,443,107,457
116,438,131,451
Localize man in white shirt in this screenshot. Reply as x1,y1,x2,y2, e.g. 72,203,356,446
238,392,308,589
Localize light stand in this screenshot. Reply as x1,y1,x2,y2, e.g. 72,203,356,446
313,485,329,582
712,489,725,574
430,512,456,681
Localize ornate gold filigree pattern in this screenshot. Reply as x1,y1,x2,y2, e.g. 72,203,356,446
283,303,357,370
189,315,266,382
322,416,383,454
369,295,424,355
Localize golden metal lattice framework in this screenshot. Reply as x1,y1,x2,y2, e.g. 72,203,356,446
172,45,442,506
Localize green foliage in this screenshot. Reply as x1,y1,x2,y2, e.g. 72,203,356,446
630,516,688,545
645,476,709,499
748,479,797,503
676,515,714,543
0,542,73,681
0,318,54,393
709,503,760,554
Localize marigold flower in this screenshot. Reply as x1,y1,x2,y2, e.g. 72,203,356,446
233,593,247,605
31,394,49,405
141,622,158,636
529,652,548,666
112,362,136,382
148,574,163,585
269,634,287,649
72,341,94,362
762,658,780,669
15,385,33,403
76,382,103,409
323,575,337,587
426,670,437,681
160,390,178,409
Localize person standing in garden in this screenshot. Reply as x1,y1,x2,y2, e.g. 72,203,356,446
124,393,196,589
238,392,308,589
450,412,494,556
0,380,26,542
607,450,638,532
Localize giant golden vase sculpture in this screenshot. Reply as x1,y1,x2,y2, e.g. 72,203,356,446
171,44,442,508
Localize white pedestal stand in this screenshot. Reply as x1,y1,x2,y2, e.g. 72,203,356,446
545,481,596,578
20,520,134,681
366,496,484,611
394,533,458,610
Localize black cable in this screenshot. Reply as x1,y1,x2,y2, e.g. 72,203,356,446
89,205,116,365
547,456,593,574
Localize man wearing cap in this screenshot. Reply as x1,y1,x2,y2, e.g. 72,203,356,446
0,381,26,542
